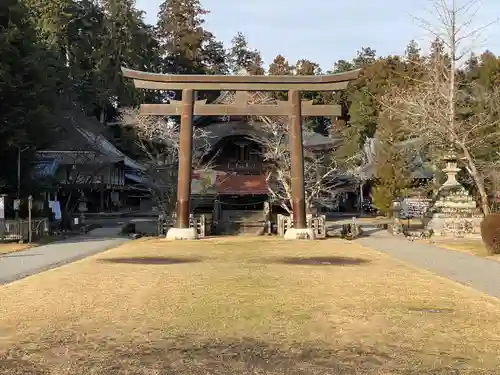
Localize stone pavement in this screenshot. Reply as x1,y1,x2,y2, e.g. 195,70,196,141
0,227,129,285
357,231,500,299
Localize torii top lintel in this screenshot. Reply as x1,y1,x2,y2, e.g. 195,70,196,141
121,67,360,91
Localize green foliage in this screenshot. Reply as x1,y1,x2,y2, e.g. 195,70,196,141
157,0,218,74
371,186,395,216
480,213,500,255
268,55,292,75
371,112,413,216
0,0,66,190
228,32,264,74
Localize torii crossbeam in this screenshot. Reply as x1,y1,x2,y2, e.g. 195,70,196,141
122,67,359,240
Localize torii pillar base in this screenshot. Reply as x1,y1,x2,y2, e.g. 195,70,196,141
165,227,198,240
284,228,316,240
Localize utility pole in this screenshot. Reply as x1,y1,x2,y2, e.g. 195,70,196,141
14,145,29,220
17,145,29,199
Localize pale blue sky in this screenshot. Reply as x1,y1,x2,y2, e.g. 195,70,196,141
136,0,500,70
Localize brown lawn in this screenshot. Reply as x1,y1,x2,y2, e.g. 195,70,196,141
0,237,499,374
0,242,32,254
0,236,58,255
428,238,500,262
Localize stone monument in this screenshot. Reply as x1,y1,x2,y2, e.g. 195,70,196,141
423,151,483,237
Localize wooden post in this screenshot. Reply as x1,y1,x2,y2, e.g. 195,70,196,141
288,89,307,229
175,89,194,228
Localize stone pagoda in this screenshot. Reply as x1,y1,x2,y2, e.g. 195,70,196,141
423,150,483,237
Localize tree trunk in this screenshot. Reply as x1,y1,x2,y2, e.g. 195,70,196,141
99,108,105,124
461,144,489,216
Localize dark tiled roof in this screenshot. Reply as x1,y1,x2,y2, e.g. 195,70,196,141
200,121,340,149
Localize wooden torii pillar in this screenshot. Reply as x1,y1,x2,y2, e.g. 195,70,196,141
122,67,359,240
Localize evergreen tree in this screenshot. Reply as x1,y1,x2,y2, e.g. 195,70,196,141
295,59,321,75
21,0,74,60
97,0,160,116
371,113,413,216
202,36,229,74
328,59,354,74
352,47,376,68
228,32,264,74
156,0,210,74
268,55,292,75
0,0,65,190
246,53,265,75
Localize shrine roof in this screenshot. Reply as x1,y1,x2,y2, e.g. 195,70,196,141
197,121,341,149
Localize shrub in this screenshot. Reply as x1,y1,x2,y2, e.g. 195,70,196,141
371,185,394,217
480,213,500,255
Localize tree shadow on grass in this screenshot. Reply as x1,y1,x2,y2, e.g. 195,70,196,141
270,256,370,266
98,256,202,265
0,334,468,375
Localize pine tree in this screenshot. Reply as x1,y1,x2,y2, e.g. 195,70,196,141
156,0,210,74
21,0,73,58
328,59,354,74
295,59,321,75
228,32,264,74
202,36,229,74
268,55,292,75
352,47,376,68
0,0,64,190
371,113,413,216
96,0,160,113
247,53,265,75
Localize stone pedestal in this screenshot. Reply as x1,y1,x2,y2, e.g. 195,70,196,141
424,151,483,237
165,227,198,240
284,228,316,240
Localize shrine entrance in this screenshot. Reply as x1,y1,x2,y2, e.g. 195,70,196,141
122,67,359,239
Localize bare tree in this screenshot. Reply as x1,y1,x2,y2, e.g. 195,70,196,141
119,108,215,214
219,91,357,213
380,0,500,215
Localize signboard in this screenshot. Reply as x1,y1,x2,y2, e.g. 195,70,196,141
399,198,432,218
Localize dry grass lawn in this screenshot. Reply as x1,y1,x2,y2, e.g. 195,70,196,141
0,242,32,254
0,236,58,255
1,237,500,374
428,239,500,262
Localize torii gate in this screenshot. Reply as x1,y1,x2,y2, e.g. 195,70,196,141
122,67,359,240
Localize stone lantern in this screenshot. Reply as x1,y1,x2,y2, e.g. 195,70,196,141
423,150,483,237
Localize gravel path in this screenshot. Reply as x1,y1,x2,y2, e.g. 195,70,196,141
357,232,500,299
0,227,129,285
